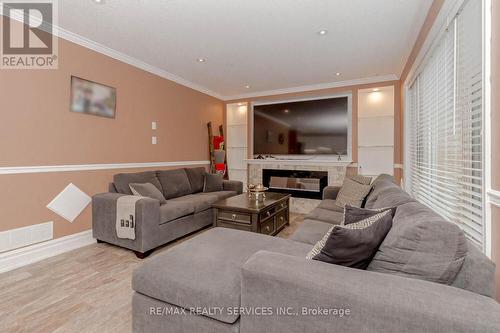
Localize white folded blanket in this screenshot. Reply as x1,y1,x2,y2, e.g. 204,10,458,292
116,195,144,240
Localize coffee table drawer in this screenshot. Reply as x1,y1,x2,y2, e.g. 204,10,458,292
260,218,275,235
260,207,276,221
276,210,288,230
218,210,251,224
217,220,252,232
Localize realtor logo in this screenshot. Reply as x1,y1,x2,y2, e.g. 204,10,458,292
1,0,58,69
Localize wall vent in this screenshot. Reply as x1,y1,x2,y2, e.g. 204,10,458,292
0,221,53,253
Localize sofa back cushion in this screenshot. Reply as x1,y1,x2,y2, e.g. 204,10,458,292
113,171,162,195
367,186,416,209
367,201,467,285
364,175,400,208
184,167,206,193
157,169,192,199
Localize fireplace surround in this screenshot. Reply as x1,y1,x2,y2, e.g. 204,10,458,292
262,169,328,199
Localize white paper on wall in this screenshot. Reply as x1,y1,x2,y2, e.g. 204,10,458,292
46,183,91,222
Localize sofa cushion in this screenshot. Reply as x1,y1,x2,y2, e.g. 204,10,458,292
185,167,206,193
289,219,333,245
364,177,398,207
307,208,394,269
204,173,224,192
129,182,167,204
195,190,237,202
132,228,312,324
304,207,343,225
157,169,192,199
170,191,237,214
170,194,216,213
451,241,496,297
336,177,372,208
368,201,468,285
113,171,162,195
366,186,415,209
316,199,344,212
159,201,195,224
349,174,373,185
343,205,396,225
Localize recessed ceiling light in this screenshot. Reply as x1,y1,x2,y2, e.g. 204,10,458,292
197,58,206,63
373,88,380,92
93,0,104,3
284,109,290,113
244,84,251,89
318,30,328,36
336,72,341,76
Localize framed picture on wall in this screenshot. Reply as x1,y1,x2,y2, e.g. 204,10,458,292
70,76,116,118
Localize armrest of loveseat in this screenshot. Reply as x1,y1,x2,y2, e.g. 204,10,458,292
322,185,341,200
223,180,243,194
240,251,500,333
92,193,160,252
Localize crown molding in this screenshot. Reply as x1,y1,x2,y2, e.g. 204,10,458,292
1,9,225,100
2,10,399,101
224,74,400,101
55,28,226,100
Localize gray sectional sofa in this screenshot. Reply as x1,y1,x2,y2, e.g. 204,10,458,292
92,167,243,258
131,174,500,332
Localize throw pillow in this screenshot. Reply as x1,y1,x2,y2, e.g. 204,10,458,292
335,177,372,207
349,174,372,185
306,208,393,269
204,173,223,192
129,183,167,204
343,205,396,225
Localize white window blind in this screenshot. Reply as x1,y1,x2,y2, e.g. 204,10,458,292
406,0,484,249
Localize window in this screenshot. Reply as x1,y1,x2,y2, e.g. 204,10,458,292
405,0,484,249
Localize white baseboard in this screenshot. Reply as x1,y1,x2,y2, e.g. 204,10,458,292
0,230,95,274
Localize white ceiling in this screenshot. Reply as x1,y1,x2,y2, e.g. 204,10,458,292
58,0,433,100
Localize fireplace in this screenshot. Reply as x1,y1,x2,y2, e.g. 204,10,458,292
262,169,328,199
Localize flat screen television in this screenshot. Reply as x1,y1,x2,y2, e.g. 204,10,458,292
253,96,349,156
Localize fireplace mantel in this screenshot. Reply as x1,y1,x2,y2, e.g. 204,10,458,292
245,159,355,167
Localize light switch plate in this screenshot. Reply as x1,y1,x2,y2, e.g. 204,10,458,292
152,121,157,130
152,136,157,145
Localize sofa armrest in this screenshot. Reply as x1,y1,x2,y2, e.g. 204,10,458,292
322,185,341,200
240,251,500,333
223,180,243,194
92,193,160,252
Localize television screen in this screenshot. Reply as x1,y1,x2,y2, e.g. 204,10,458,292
253,97,348,156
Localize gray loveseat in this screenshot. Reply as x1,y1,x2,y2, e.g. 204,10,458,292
92,167,243,258
132,174,500,332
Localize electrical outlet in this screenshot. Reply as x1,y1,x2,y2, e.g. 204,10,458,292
152,136,157,145
152,121,157,130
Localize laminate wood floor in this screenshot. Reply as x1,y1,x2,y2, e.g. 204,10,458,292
0,214,304,333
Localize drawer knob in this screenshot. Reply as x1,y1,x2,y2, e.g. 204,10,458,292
265,226,270,232
231,214,236,220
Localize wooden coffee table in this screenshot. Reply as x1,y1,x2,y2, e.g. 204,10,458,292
212,192,290,235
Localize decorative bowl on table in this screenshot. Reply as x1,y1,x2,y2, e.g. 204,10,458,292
247,183,268,202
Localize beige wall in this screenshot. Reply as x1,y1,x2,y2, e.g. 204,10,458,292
228,80,402,183
0,25,223,238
